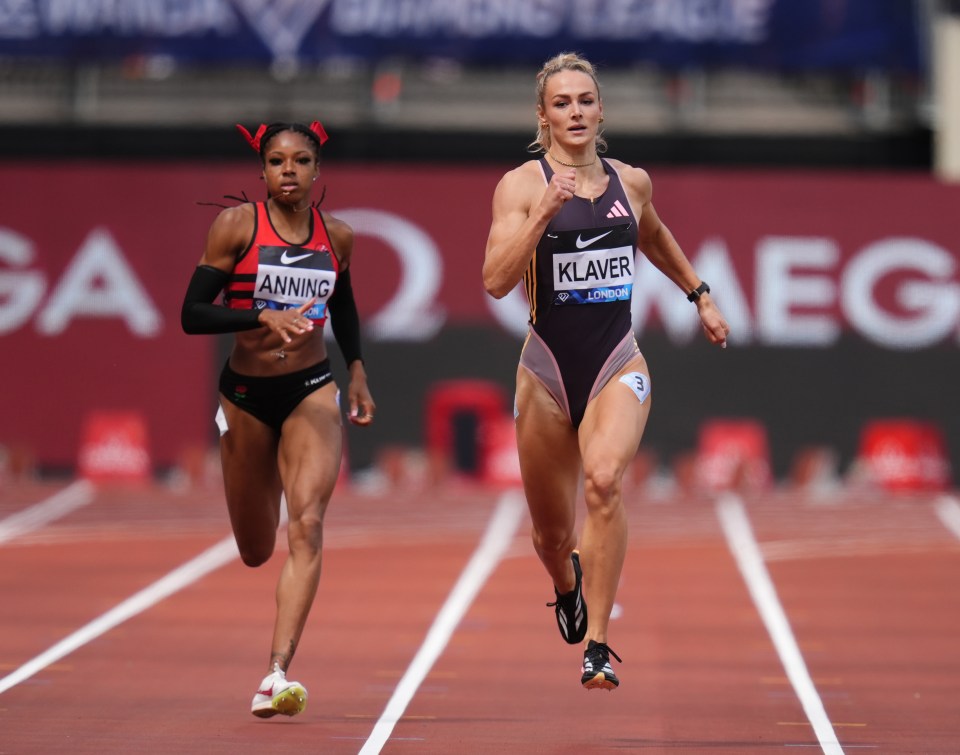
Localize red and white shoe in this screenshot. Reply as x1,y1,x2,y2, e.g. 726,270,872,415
250,662,308,718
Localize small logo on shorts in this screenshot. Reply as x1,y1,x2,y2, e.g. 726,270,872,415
304,371,332,388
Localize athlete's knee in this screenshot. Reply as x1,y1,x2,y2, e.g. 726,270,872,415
582,458,624,507
237,539,275,568
287,508,325,554
531,525,576,555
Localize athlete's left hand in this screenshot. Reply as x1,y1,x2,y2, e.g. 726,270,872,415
697,295,730,348
346,362,376,426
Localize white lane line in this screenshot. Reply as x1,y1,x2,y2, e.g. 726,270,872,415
934,495,960,541
359,490,526,755
716,494,845,755
0,480,96,545
0,535,238,695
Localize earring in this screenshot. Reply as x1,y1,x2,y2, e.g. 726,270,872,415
599,116,604,123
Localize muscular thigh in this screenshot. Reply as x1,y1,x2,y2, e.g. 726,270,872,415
278,382,342,519
579,353,652,471
515,365,581,522
218,396,283,540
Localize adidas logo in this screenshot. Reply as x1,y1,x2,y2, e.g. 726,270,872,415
606,200,628,219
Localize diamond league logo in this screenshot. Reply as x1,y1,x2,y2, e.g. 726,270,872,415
231,0,332,61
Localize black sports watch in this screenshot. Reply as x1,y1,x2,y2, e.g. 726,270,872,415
687,281,710,302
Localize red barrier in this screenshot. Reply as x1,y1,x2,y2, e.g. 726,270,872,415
77,410,152,482
858,419,950,492
424,380,510,482
481,414,522,488
696,419,772,492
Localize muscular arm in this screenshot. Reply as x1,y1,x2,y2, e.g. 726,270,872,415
323,214,362,367
323,212,375,425
323,212,354,272
618,164,702,293
181,205,262,334
617,161,729,346
482,162,575,299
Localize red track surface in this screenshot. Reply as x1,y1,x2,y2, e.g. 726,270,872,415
1,480,958,754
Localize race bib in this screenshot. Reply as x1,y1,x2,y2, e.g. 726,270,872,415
552,246,635,305
254,245,336,319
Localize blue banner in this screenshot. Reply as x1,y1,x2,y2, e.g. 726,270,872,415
0,0,922,72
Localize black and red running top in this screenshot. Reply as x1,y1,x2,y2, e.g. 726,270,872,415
224,202,339,325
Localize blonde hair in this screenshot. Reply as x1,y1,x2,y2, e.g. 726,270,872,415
528,52,607,154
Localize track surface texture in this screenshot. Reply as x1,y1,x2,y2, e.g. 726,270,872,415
1,478,958,754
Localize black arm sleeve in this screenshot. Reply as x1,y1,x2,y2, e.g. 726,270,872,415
181,265,262,335
327,267,364,367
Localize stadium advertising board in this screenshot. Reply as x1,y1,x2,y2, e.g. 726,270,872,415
0,0,921,72
0,163,957,470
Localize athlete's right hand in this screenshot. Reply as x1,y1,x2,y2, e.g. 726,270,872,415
542,168,577,215
258,298,316,343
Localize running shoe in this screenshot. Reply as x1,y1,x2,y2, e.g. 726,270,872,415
546,550,587,644
580,640,622,690
250,662,308,718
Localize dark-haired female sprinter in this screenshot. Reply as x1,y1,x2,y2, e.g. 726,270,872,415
181,120,375,717
483,54,729,691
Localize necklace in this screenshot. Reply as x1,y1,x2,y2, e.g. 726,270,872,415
549,152,597,168
275,193,311,212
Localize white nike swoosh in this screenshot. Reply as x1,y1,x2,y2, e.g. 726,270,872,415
575,230,613,249
280,250,313,264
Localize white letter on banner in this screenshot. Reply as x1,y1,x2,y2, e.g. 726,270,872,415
461,0,496,35
734,0,773,42
0,1,40,38
570,0,605,38
632,236,751,345
685,237,753,344
631,257,687,338
332,208,445,341
843,237,960,350
37,228,162,336
756,236,838,346
167,0,239,35
0,228,46,335
331,0,374,34
519,0,565,35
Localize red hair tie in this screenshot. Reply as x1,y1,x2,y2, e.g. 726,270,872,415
236,123,267,152
308,120,329,145
236,121,329,152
